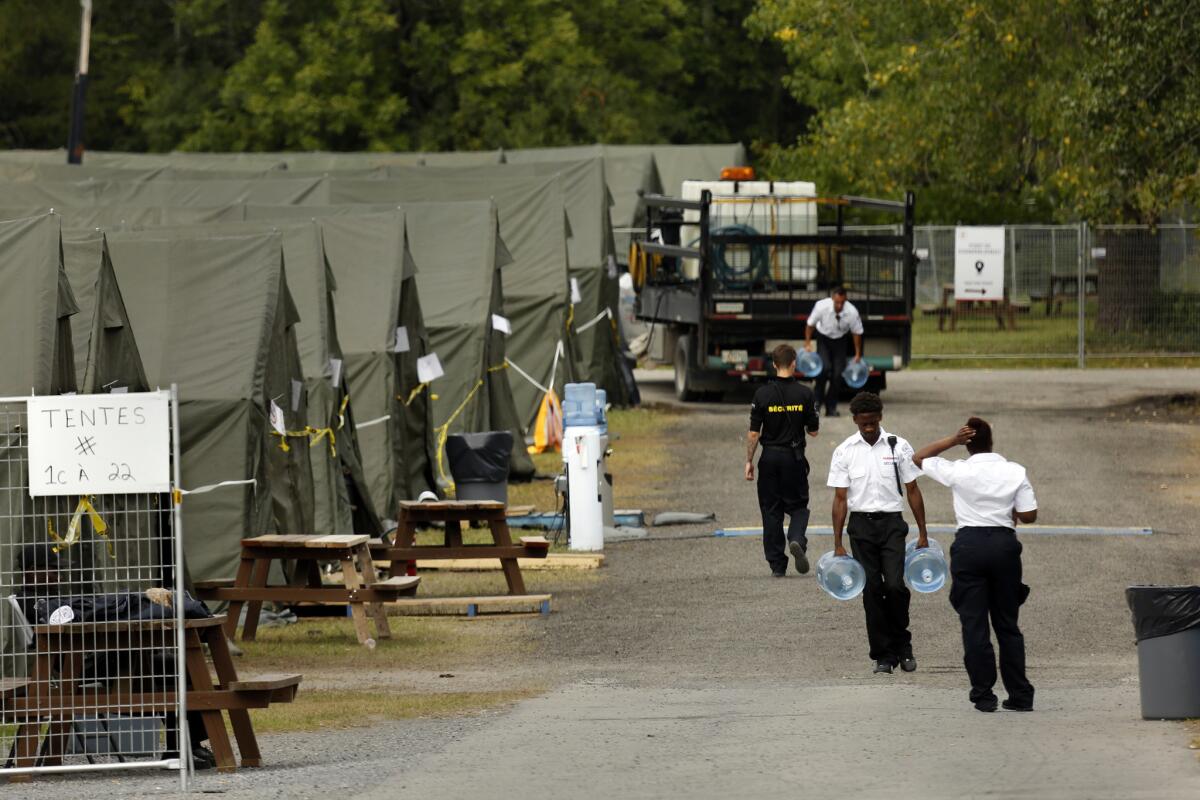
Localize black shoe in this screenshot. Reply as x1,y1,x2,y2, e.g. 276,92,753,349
1002,699,1033,712
191,745,217,770
788,540,810,574
900,653,917,672
825,410,841,418
974,698,999,713
873,660,894,674
772,569,787,578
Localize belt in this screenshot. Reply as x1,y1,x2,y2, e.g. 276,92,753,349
763,444,794,451
850,510,902,520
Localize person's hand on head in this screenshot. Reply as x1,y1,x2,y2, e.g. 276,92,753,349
953,425,976,446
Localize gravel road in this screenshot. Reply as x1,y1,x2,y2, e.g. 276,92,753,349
17,369,1200,798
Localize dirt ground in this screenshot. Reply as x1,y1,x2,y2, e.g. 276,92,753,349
17,369,1200,799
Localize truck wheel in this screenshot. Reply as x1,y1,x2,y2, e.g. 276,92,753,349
674,335,700,402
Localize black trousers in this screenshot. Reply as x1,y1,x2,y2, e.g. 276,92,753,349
949,526,1034,707
757,447,810,572
814,333,850,413
848,511,911,663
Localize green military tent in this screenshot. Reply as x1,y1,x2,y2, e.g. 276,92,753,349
246,202,534,487
326,173,577,429
0,176,329,207
242,207,440,516
0,213,78,395
104,229,315,580
135,218,384,537
61,229,149,394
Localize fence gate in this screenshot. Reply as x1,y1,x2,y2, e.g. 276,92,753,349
0,388,187,788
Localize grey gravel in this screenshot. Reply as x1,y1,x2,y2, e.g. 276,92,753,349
14,368,1200,798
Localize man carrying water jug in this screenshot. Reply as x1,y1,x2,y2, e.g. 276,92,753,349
745,343,821,577
828,391,928,674
914,418,1037,713
803,286,863,417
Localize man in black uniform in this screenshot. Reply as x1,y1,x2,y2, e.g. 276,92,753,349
746,343,820,577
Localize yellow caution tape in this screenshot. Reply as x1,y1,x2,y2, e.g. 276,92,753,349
307,426,337,458
402,381,430,407
336,394,351,430
48,496,114,559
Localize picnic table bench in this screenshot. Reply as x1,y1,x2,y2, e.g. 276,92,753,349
194,534,420,647
370,500,550,596
937,283,1019,331
2,614,299,779
1045,271,1098,316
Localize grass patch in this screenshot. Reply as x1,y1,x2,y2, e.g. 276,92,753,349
911,300,1200,367
251,688,535,733
235,617,523,672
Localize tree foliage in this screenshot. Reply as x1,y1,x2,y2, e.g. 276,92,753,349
749,0,1200,224
0,0,804,154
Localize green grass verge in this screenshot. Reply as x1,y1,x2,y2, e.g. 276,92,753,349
911,300,1200,367
251,688,535,733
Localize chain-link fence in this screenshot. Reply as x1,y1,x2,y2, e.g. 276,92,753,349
910,223,1200,363
0,390,188,786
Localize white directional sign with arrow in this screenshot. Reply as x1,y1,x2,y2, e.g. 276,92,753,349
954,226,1005,301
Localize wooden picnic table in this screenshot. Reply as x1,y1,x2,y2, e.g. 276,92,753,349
195,534,419,647
370,500,550,596
938,283,1018,331
2,614,300,779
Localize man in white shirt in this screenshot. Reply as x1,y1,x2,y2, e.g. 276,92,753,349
914,417,1038,713
828,392,928,674
804,287,864,417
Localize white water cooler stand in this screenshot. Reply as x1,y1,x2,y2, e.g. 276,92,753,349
563,425,609,550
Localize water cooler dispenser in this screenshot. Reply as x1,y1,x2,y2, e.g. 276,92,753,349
562,383,612,551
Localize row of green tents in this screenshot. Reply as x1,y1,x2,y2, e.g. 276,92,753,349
0,144,746,584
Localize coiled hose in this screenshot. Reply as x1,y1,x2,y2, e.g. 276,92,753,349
706,223,772,290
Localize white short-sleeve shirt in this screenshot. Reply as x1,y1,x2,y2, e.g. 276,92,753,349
808,297,864,339
827,428,921,512
920,452,1037,529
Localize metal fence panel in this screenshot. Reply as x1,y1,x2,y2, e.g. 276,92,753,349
909,223,1200,362
0,390,186,786
1086,224,1200,358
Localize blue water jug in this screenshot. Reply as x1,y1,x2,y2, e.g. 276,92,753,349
815,551,867,600
904,537,947,593
842,360,869,389
797,350,823,378
563,382,597,429
594,389,608,434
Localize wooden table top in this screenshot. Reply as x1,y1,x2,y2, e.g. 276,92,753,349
241,534,369,548
398,500,505,511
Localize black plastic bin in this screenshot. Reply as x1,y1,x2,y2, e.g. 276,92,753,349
1125,585,1200,719
446,431,513,504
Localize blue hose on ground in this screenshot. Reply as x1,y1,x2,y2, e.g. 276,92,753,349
705,224,772,290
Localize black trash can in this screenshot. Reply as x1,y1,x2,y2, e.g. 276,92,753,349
446,431,513,504
1125,585,1200,719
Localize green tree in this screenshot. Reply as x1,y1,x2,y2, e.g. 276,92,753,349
184,0,407,151
749,0,1089,223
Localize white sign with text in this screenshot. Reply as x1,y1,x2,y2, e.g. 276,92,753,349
954,226,1006,301
28,391,171,497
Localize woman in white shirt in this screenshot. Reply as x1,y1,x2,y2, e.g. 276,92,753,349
914,418,1037,713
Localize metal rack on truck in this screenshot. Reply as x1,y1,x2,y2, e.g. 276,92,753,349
629,186,916,401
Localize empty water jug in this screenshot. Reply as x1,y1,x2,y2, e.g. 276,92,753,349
563,382,597,428
842,360,869,389
815,551,867,601
904,537,947,593
797,350,823,378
